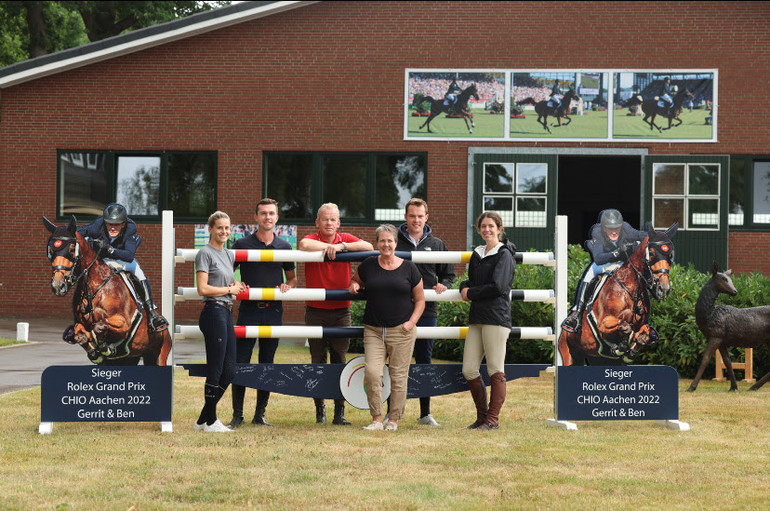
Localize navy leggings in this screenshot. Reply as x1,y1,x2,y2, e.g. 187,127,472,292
199,302,236,388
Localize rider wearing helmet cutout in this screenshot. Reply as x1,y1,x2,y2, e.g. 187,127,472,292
63,203,169,341
659,77,674,113
445,78,462,107
562,209,647,334
549,79,563,110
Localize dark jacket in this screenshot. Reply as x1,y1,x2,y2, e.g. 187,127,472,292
585,222,647,265
78,217,140,262
396,223,455,318
459,238,516,328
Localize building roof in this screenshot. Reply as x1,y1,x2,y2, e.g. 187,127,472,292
0,1,313,89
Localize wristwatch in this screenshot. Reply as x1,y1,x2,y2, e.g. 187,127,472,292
341,242,348,251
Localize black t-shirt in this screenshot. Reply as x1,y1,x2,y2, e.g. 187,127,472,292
232,233,295,312
357,256,422,328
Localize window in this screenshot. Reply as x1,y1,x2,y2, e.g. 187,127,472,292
58,151,217,222
482,162,547,228
729,156,770,229
264,152,427,223
652,162,720,230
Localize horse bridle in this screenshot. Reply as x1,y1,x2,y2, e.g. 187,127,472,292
48,235,81,286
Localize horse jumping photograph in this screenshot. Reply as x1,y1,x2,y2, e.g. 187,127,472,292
687,262,770,392
43,216,172,366
558,222,678,366
416,83,480,134
625,87,694,132
516,88,581,134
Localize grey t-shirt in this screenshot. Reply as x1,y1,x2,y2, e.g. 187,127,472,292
195,244,235,305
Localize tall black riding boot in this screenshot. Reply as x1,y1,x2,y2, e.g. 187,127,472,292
198,383,226,426
314,398,326,424
332,399,351,426
228,384,246,428
253,390,272,426
137,279,169,333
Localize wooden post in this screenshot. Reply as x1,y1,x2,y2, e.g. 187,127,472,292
713,348,755,383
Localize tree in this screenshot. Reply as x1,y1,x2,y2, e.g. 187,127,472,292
0,1,230,67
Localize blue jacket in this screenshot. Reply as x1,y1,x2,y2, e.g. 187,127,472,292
78,217,141,262
585,222,646,265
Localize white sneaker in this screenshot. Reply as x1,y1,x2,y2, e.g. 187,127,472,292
417,414,441,427
363,421,384,431
385,421,398,431
193,421,205,431
203,419,233,433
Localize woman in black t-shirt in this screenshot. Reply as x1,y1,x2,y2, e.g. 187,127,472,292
350,224,425,431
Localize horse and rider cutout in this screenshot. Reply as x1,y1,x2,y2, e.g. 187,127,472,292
558,209,678,366
416,80,480,134
43,203,171,366
625,77,695,132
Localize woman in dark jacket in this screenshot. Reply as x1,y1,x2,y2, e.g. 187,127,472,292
459,212,516,430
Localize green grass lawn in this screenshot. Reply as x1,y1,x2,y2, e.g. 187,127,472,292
510,109,609,138
407,109,505,138
0,336,25,347
3,346,770,509
613,108,714,139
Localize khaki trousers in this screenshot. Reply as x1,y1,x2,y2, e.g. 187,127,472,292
363,324,417,421
462,324,510,380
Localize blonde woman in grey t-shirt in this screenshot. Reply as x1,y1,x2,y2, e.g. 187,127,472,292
193,211,247,433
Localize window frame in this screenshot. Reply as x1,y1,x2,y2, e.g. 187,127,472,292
651,161,721,231
729,154,770,231
262,151,428,225
481,161,548,228
56,149,217,224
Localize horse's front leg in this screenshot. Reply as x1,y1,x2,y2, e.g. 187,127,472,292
464,109,475,129
93,312,131,338
463,114,473,134
562,114,572,126
73,323,103,362
540,116,552,134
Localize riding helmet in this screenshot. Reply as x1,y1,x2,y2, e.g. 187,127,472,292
103,203,128,224
600,209,623,230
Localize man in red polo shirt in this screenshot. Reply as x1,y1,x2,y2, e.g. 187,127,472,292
299,203,373,425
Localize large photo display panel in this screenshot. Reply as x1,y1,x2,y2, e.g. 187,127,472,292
404,69,716,142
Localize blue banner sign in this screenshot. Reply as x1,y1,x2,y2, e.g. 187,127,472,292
556,365,679,421
41,366,172,422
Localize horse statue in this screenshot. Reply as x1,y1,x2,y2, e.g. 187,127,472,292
687,262,770,392
516,88,581,134
43,215,172,366
417,83,480,134
625,87,694,132
558,222,678,366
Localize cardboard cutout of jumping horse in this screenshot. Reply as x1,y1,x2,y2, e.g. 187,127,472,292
417,83,480,134
43,216,171,366
516,88,581,134
558,222,678,366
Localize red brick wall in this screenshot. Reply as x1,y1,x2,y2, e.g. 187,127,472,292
2,1,770,321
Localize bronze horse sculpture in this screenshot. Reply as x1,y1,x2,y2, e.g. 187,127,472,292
558,223,678,366
516,88,581,134
687,262,770,392
43,216,172,366
417,83,480,134
625,87,694,132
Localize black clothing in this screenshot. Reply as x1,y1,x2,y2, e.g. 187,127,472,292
232,233,295,315
459,239,516,329
396,223,455,318
357,256,422,328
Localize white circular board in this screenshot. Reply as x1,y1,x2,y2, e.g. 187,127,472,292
340,355,391,409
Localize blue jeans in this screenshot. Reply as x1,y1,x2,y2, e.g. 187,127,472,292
414,316,437,364
199,302,236,388
235,305,282,364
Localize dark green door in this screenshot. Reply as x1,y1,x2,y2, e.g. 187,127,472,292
471,153,558,250
643,155,729,272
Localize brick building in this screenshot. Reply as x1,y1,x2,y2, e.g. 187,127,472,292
1,1,768,322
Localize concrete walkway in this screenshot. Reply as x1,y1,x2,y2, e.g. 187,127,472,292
0,317,206,395
0,316,306,395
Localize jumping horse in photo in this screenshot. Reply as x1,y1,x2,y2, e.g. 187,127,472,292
516,88,580,134
625,87,694,132
43,216,172,366
417,83,480,134
558,223,678,366
687,262,770,392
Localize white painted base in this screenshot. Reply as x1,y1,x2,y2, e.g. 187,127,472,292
654,419,690,431
161,421,173,433
39,422,53,435
546,418,578,430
